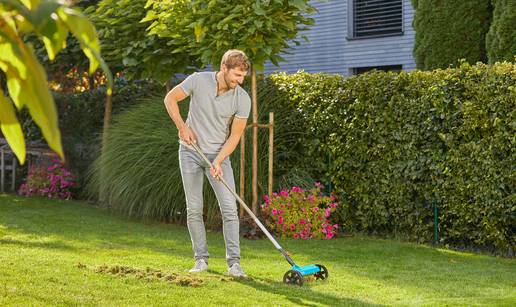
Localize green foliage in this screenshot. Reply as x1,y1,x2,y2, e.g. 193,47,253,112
87,0,198,82
240,76,327,189
270,62,515,253
486,0,516,63
20,79,163,197
86,96,221,224
0,0,112,164
412,0,492,70
145,0,316,69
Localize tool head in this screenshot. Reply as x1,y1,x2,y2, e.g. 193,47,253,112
283,264,328,286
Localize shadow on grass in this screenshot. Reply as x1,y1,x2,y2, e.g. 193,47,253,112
0,196,194,257
207,270,383,307
0,238,76,251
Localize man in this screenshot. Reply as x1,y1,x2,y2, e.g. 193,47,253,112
163,50,251,278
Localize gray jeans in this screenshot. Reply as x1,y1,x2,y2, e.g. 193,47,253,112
178,145,240,267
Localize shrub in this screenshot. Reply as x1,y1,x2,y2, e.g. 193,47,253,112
486,0,516,63
19,78,164,197
271,62,515,254
412,0,492,70
261,183,339,239
19,158,75,200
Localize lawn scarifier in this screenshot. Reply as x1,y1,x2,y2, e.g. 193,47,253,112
191,142,328,286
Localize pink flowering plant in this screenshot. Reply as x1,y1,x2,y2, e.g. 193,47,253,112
18,159,75,200
260,182,339,239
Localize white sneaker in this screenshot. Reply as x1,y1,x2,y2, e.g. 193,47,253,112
228,263,247,278
188,259,208,273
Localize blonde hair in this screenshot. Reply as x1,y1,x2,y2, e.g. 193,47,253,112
220,49,250,71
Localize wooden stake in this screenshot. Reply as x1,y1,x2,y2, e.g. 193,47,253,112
251,67,258,214
239,133,245,218
268,112,274,196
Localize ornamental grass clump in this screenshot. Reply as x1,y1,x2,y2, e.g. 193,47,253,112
261,183,339,239
18,159,75,200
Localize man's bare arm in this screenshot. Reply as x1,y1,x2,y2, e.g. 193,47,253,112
164,85,196,144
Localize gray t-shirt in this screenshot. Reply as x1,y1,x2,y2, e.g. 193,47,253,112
180,72,251,154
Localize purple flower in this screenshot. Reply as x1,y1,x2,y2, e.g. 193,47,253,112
325,208,331,217
291,186,303,193
263,195,270,204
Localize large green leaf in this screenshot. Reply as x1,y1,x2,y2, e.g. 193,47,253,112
19,0,41,10
40,16,68,60
57,7,100,74
0,35,27,109
0,20,63,159
0,89,26,164
29,0,61,30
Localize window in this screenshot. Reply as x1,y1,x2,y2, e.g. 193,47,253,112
349,0,403,39
351,65,402,75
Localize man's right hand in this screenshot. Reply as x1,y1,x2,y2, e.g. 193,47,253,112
179,126,197,145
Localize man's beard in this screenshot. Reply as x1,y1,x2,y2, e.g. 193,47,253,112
223,73,236,89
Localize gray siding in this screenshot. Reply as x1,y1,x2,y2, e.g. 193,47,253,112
263,0,416,76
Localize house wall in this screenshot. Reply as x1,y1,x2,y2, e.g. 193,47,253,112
263,0,417,76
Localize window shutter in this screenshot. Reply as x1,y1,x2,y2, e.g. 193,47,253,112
353,0,403,38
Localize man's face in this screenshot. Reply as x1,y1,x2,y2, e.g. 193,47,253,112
222,65,247,89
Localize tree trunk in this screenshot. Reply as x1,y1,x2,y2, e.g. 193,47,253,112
166,78,172,93
99,84,113,203
102,89,113,154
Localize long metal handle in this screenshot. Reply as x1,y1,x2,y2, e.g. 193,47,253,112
189,142,295,265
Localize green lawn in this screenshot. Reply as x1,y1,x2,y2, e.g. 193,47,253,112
0,194,514,306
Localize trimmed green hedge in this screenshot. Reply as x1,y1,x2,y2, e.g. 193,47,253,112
271,62,515,253
486,0,516,63
412,0,491,70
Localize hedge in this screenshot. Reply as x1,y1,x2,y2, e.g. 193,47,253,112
412,0,492,70
271,62,515,254
486,0,516,63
